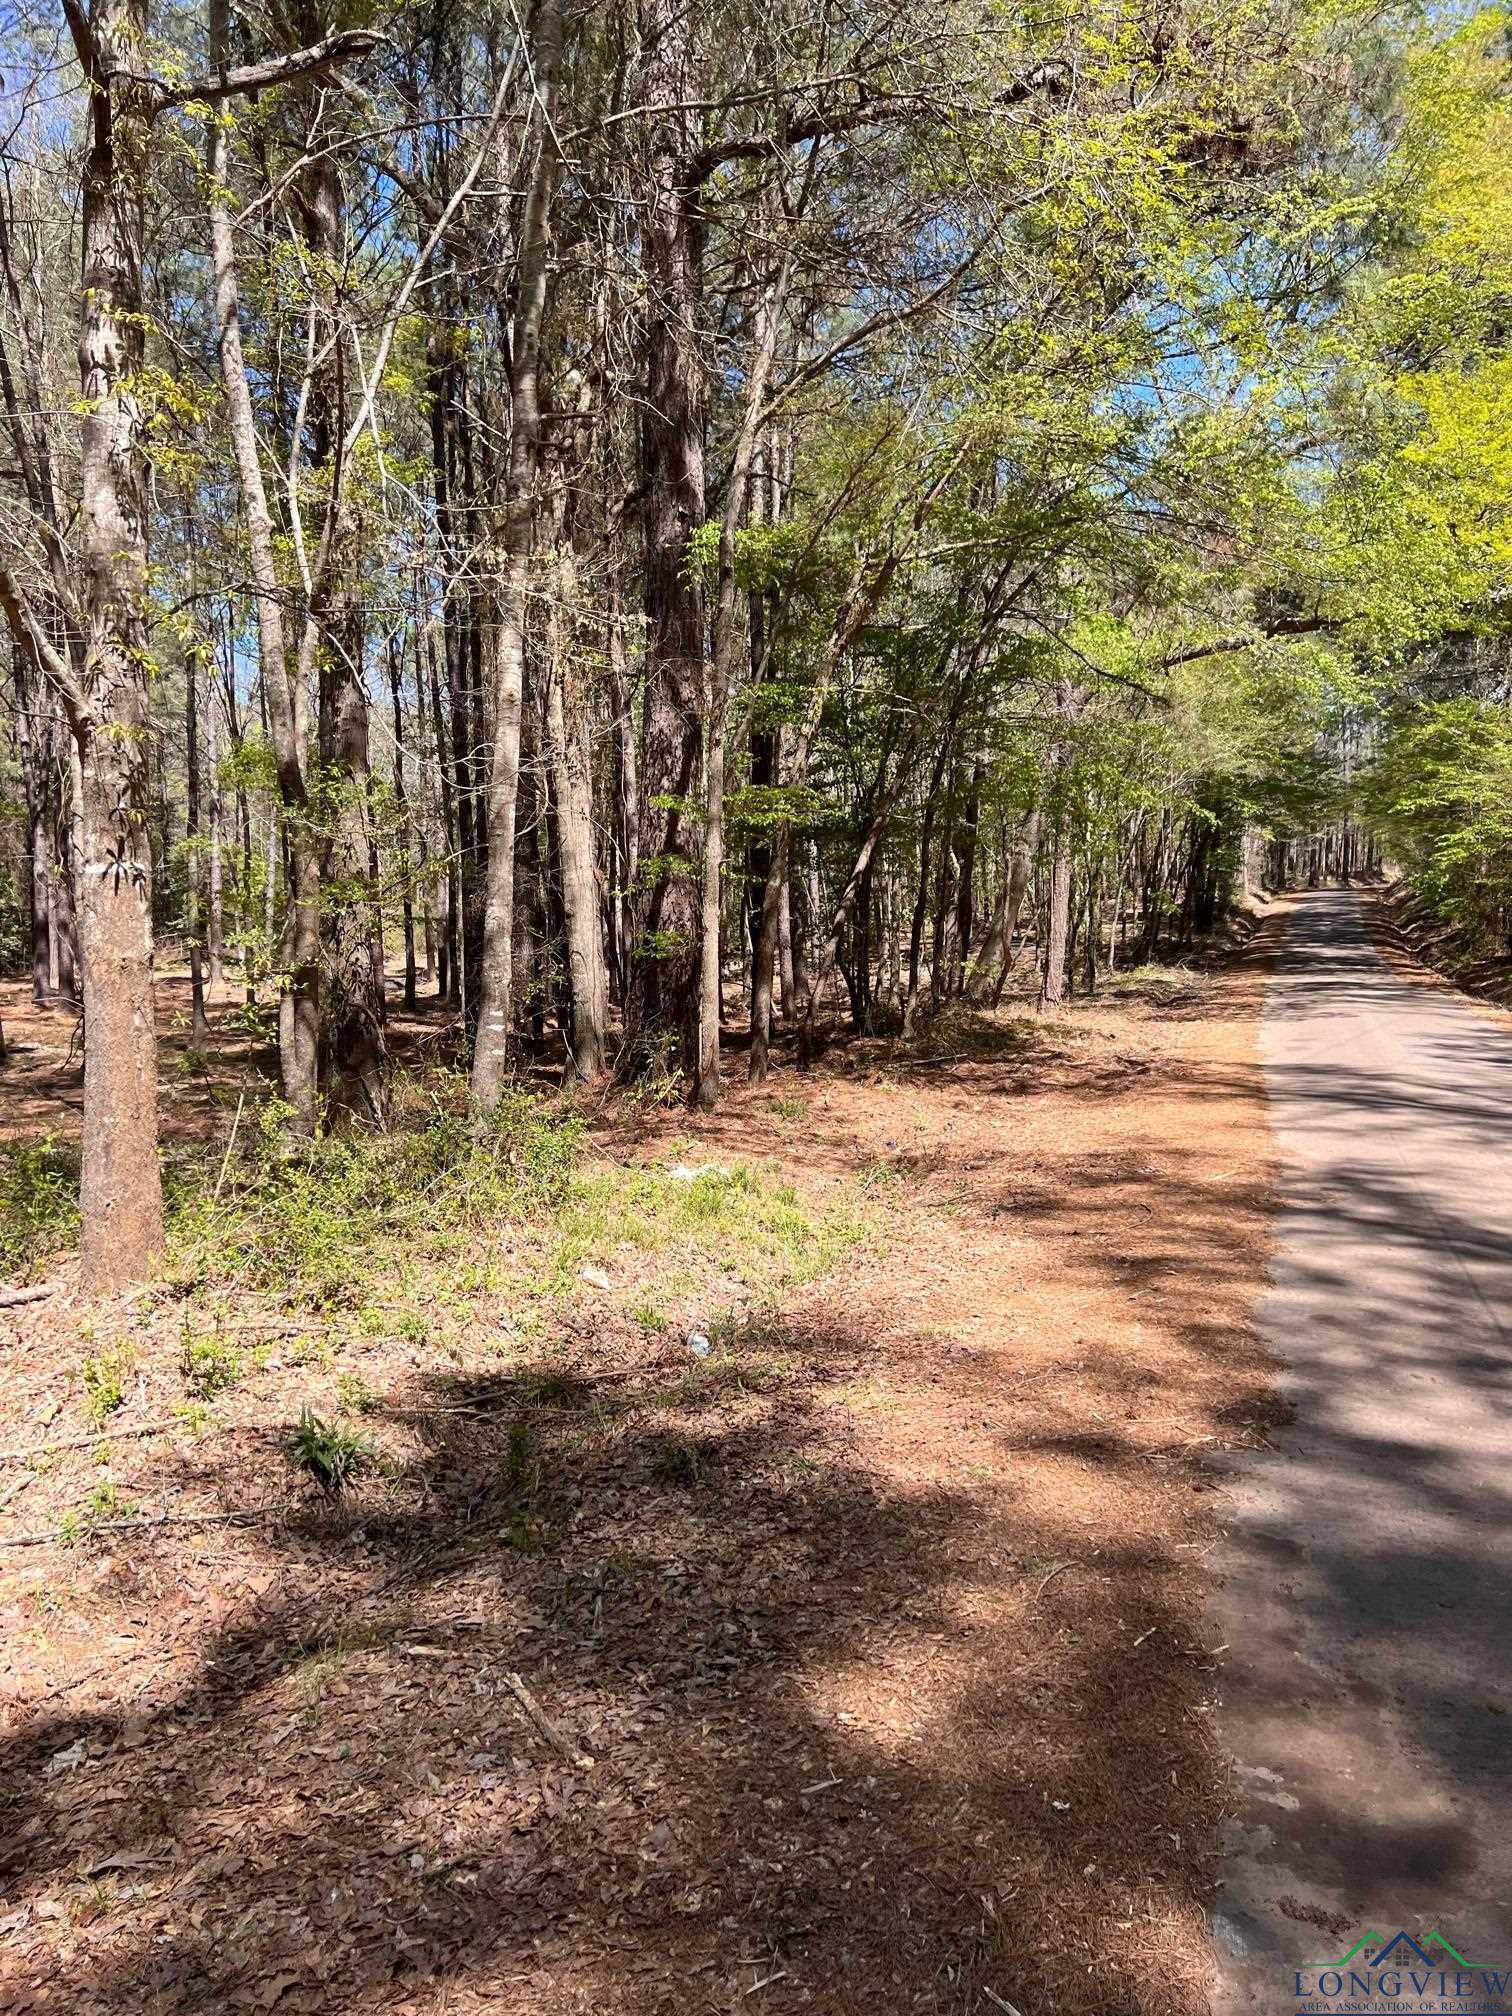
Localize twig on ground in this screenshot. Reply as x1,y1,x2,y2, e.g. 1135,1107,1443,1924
0,1414,212,1466
504,1668,592,1766
0,1285,52,1309
0,1470,37,1510
1035,1560,1076,1598
983,1989,1025,2016
212,1091,246,1205
0,1508,266,1548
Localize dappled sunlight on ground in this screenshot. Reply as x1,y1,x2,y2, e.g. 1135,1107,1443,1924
0,942,1279,2015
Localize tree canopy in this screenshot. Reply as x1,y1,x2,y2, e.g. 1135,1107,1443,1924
1,0,1510,1282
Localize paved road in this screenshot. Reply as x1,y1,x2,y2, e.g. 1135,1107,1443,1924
1211,889,1512,2011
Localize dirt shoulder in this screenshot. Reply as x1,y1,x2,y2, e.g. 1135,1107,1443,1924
1360,879,1512,1026
0,942,1279,2016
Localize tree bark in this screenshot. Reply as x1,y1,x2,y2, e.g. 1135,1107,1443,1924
71,0,166,1284
388,633,418,1012
543,554,609,1083
694,254,788,1108
1038,682,1077,1012
953,754,984,995
625,0,706,1079
204,2,320,1129
424,616,459,1001
186,642,210,1040
207,656,224,990
11,645,52,1004
606,581,638,1006
967,809,1040,1002
472,0,561,1112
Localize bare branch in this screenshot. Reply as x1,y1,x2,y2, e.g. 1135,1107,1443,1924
1159,613,1345,669
687,64,1071,184
0,563,91,726
153,29,386,111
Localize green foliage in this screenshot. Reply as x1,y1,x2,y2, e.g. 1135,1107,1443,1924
168,1078,585,1305
0,1138,81,1281
335,1371,378,1414
180,1329,243,1398
81,1349,132,1425
1364,697,1512,953
287,1408,373,1494
83,1480,132,1522
550,1159,864,1297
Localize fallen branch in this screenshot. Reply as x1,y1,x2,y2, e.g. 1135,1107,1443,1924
0,1508,267,1548
0,1471,37,1511
983,1990,1026,2016
0,1285,53,1310
0,1413,210,1466
212,1091,246,1206
504,1668,593,1766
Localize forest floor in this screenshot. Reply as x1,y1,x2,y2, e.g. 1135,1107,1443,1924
0,930,1280,2016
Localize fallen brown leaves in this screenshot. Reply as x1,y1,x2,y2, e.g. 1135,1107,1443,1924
0,945,1278,2016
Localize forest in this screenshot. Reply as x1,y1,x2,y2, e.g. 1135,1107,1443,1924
3,4,1512,2011
0,0,1507,1284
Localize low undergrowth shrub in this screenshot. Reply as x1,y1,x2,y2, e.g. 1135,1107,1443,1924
0,1136,81,1280
288,1408,374,1494
166,1075,586,1303
9,1072,866,1317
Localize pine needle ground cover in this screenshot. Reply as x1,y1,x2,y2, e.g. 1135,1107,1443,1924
0,939,1278,2016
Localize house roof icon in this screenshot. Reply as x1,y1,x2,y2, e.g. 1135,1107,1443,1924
1321,1929,1483,1971
1368,1934,1439,1969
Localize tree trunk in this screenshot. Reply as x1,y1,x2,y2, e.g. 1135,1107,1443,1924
186,642,210,1040
777,871,796,1018
318,595,386,1120
1038,683,1077,1012
606,582,638,1007
205,0,320,1129
471,1,561,1111
72,0,165,1284
903,763,943,1035
626,0,705,1079
953,754,983,996
424,617,460,1001
11,646,52,1004
694,252,787,1108
388,633,418,1012
969,809,1040,1002
207,662,224,990
928,814,956,1013
1039,836,1071,1010
544,553,609,1083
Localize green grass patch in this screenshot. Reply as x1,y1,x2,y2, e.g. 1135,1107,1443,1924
0,1136,81,1281
288,1408,374,1494
550,1161,862,1295
81,1347,132,1424
1106,961,1208,1002
180,1330,243,1398
165,1078,584,1306
4,1074,866,1327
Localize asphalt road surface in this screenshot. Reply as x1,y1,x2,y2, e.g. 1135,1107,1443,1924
1211,889,1512,2012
